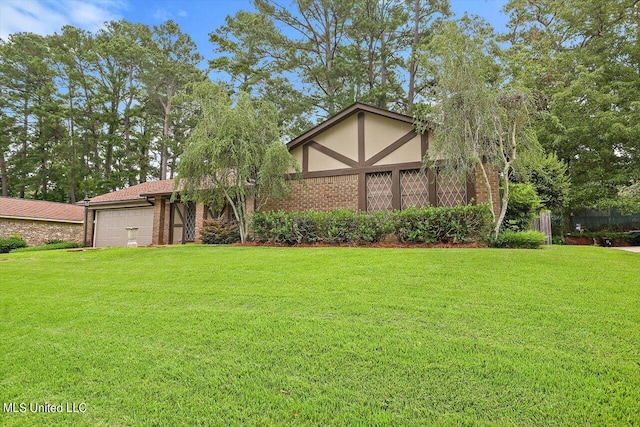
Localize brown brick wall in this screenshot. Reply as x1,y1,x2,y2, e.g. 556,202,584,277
194,202,206,244
86,210,94,246
262,175,359,212
151,198,172,245
0,218,83,246
474,165,501,217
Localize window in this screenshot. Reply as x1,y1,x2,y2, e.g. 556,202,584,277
436,169,467,206
183,202,196,242
400,169,429,209
366,172,393,211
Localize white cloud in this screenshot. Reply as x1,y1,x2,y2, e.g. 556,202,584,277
177,9,187,17
0,0,126,41
152,8,171,21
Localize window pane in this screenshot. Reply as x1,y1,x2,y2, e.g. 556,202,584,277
436,169,467,207
366,172,393,211
401,169,429,209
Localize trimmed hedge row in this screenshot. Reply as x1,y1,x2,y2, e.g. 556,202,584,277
12,241,81,253
251,204,493,245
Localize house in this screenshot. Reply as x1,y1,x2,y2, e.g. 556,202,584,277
263,102,499,213
0,197,84,246
88,103,499,247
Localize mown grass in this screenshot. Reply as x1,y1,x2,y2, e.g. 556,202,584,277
0,245,638,426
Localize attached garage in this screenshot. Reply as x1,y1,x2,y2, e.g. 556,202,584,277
94,207,154,247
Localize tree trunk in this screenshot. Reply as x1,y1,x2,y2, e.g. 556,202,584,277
407,0,420,114
380,30,388,108
160,86,173,180
477,160,496,221
69,184,76,205
0,153,8,197
495,171,510,238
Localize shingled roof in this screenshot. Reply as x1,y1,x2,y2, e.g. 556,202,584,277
0,197,84,223
89,179,175,204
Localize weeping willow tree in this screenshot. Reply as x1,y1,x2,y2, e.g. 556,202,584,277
176,80,298,242
415,17,538,237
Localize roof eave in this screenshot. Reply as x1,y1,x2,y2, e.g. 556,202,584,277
286,102,419,151
139,191,174,197
0,214,83,224
87,198,153,208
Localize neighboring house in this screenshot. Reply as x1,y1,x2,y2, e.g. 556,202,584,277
88,103,499,247
0,197,84,246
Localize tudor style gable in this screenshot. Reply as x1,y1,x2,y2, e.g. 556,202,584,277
269,103,472,213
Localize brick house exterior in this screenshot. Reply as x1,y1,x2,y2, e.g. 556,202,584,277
263,103,499,214
88,103,499,247
0,197,84,246
88,180,247,246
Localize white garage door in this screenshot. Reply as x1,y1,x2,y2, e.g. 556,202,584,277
94,207,154,247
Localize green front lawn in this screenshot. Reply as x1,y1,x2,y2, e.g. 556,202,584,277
1,246,638,425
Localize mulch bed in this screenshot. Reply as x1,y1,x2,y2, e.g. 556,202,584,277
234,241,484,249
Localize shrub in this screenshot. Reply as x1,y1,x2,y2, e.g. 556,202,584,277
0,235,28,253
251,209,394,244
490,230,546,249
393,204,493,244
251,204,493,245
45,239,66,245
351,211,394,244
580,231,633,243
250,210,301,244
504,183,542,232
201,219,241,244
12,242,81,253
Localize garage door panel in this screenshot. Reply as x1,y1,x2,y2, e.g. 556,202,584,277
94,207,154,247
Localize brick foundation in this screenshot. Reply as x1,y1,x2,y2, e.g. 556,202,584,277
0,218,83,246
263,175,359,212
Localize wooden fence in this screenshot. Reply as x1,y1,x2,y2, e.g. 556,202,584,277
533,211,552,245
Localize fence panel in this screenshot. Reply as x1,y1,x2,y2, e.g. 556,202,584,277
533,211,552,245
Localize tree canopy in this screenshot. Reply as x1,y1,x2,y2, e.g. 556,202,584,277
176,81,298,242
0,20,203,202
1,0,637,219
502,0,640,212
415,18,539,236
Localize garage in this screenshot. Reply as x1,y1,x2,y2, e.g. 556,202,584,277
94,207,154,247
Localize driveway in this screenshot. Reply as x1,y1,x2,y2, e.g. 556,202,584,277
613,246,640,253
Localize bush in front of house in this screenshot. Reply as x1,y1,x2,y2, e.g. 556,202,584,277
490,230,546,249
252,209,393,244
393,204,493,244
201,219,241,244
251,204,493,245
12,241,81,253
0,235,28,253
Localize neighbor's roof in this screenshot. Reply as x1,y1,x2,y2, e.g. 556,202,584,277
0,196,84,223
89,179,175,204
287,102,419,150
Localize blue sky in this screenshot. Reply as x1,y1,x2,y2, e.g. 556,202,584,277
0,0,509,63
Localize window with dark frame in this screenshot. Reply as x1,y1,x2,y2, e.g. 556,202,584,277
365,172,393,211
400,169,429,209
436,169,467,207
